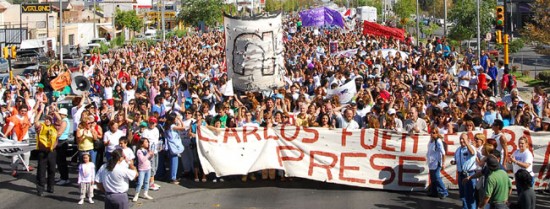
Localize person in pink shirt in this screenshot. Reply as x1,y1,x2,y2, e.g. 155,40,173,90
133,138,154,202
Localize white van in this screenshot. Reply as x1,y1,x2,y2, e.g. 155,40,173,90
144,30,157,39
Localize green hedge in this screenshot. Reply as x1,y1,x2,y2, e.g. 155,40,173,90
537,71,550,83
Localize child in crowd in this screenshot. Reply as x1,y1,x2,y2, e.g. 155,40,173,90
133,138,154,202
119,137,135,166
77,152,95,205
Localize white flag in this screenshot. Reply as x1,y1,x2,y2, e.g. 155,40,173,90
220,79,234,96
327,78,357,104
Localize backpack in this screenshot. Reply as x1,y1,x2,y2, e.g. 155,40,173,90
507,74,517,91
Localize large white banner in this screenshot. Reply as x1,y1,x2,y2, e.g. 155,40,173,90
197,126,550,191
224,13,285,92
0,140,35,156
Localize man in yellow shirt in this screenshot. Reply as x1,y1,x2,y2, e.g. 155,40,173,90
34,105,58,196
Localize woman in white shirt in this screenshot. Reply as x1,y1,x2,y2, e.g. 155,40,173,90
103,121,125,161
510,136,534,196
96,149,137,209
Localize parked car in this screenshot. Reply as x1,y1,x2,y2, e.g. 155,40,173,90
436,19,444,26
63,59,82,72
12,50,43,68
0,73,10,85
19,65,39,76
86,38,110,51
0,58,8,73
63,45,82,59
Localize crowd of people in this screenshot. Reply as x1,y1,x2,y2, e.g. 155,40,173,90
0,13,547,209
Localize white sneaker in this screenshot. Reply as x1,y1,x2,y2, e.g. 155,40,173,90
132,195,139,202
149,184,159,191
154,183,161,188
78,199,84,205
88,198,94,204
143,193,153,200
212,179,217,183
219,178,225,182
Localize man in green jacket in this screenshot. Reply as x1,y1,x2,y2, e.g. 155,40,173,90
478,156,512,209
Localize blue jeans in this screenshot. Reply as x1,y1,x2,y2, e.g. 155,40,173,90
170,153,179,181
429,166,448,197
80,150,97,166
136,170,151,193
458,171,477,209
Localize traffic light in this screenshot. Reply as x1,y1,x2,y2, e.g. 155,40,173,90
496,30,502,44
2,47,7,59
496,6,505,29
10,46,16,58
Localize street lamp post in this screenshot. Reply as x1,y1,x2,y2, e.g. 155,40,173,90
443,0,447,37
93,0,97,38
59,0,63,64
161,0,165,42
476,0,481,60
416,0,420,46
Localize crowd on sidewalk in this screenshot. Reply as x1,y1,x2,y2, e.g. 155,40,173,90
0,14,547,209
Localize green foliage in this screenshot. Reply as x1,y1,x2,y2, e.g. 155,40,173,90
448,39,460,49
98,43,110,54
178,0,224,27
448,0,495,41
166,29,187,38
494,38,525,53
421,23,440,37
115,9,144,32
112,32,125,46
265,0,283,12
537,71,550,84
393,0,416,21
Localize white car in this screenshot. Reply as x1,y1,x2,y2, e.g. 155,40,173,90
87,38,110,49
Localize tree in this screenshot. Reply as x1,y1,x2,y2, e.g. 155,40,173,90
448,0,494,40
393,0,416,21
265,0,283,12
178,0,224,27
522,0,550,45
114,9,143,33
422,23,440,37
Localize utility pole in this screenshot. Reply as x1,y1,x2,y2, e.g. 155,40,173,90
20,3,23,43
161,0,165,42
93,0,97,38
476,0,481,60
59,0,63,64
443,0,447,37
415,0,419,46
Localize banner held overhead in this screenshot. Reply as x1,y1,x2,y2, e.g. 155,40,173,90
224,13,285,92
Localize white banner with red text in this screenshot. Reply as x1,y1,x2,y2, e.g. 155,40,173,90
196,126,550,191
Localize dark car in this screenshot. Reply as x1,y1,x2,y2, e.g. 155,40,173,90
19,65,39,76
63,59,82,72
13,50,41,68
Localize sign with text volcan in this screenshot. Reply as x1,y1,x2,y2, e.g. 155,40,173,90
21,4,51,13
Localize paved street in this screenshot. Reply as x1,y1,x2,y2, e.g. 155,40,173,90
1,160,549,209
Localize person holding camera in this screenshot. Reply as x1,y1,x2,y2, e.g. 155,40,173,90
451,133,478,209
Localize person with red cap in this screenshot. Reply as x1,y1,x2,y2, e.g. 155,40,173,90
141,116,161,191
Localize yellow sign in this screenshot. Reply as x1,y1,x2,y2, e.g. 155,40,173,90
22,4,51,13
146,11,176,19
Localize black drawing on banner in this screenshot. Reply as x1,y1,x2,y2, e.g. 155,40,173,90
232,31,277,76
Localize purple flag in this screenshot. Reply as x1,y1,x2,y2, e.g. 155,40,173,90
299,7,345,28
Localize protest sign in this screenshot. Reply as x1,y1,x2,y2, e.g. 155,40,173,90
197,126,550,191
224,13,285,92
